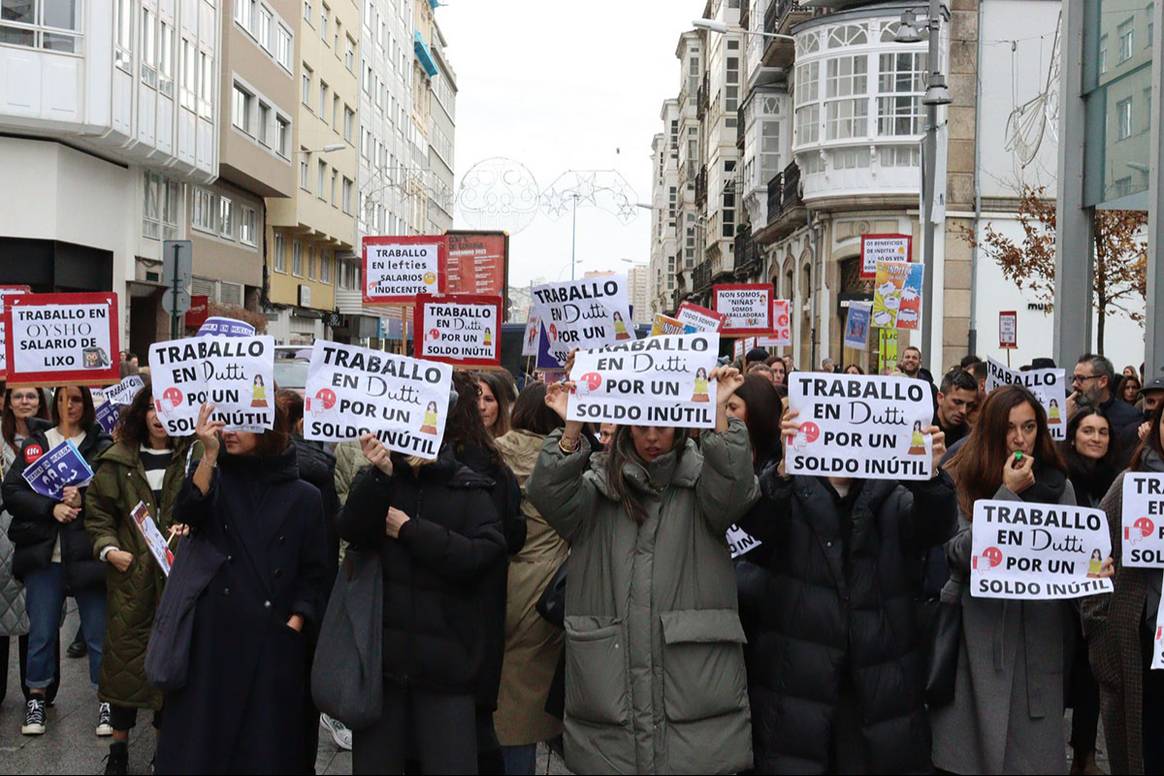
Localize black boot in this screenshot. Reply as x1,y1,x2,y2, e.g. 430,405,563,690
104,741,128,776
66,628,86,659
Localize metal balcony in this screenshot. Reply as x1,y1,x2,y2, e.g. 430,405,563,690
760,160,805,243
695,165,708,209
763,0,813,69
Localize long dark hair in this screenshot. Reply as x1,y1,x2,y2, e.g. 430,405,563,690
51,385,97,430
3,386,49,451
1130,398,1164,471
510,381,563,436
605,425,684,525
735,374,781,469
115,380,164,448
475,370,517,437
946,385,1063,518
1059,406,1117,506
445,371,505,470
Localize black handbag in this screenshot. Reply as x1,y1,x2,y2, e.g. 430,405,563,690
924,597,963,707
535,561,567,629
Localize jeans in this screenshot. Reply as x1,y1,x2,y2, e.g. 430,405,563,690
24,563,105,688
500,744,537,775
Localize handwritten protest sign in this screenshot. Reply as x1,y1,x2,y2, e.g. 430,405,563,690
567,333,720,429
727,525,761,559
786,373,934,480
970,499,1114,600
131,501,173,576
650,314,695,337
844,302,872,350
713,284,773,335
22,439,94,499
871,261,923,330
104,375,146,407
303,341,453,459
149,335,275,434
4,292,119,387
860,233,912,278
675,301,726,333
530,276,635,366
362,235,447,303
985,357,1067,440
413,294,501,367
757,299,791,347
0,285,30,379
1120,473,1164,567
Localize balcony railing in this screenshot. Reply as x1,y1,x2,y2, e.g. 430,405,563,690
763,0,812,68
693,260,711,293
733,226,763,279
736,105,746,149
766,160,804,228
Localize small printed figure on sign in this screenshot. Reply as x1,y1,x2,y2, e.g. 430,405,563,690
548,323,558,342
972,545,1004,571
83,347,111,368
612,311,631,341
907,420,927,455
419,401,439,435
1127,516,1155,543
483,327,492,348
1047,398,1061,425
429,327,441,342
1087,549,1104,578
160,387,184,409
250,374,269,408
527,323,539,347
691,367,710,403
423,271,437,286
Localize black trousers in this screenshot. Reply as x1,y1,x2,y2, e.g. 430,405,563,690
110,704,162,731
1068,617,1100,754
352,684,477,775
0,633,59,704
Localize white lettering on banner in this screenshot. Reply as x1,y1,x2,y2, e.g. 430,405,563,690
364,239,442,300
566,333,719,429
1120,473,1164,568
415,296,501,365
149,335,276,434
303,340,452,460
727,524,762,559
787,373,934,480
530,276,635,365
985,357,1067,441
970,499,1114,600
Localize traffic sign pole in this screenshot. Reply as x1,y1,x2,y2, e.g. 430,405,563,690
170,242,181,340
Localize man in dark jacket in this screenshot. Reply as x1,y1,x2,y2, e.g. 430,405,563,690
1072,354,1142,466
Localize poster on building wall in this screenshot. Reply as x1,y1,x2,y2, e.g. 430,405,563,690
363,235,448,303
4,292,120,387
675,301,726,333
712,284,773,335
412,294,502,367
860,233,913,278
0,285,31,380
871,260,923,331
446,231,508,304
757,299,792,347
529,275,635,367
985,357,1067,440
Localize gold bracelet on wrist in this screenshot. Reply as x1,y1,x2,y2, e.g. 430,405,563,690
559,436,580,454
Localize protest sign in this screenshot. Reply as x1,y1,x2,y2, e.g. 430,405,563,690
149,335,276,434
999,311,1018,350
303,341,453,460
727,525,762,559
0,285,31,380
844,302,872,351
871,261,923,330
530,276,635,366
786,373,934,480
96,401,121,435
521,313,541,357
131,501,173,576
675,301,726,333
985,357,1067,440
567,333,720,429
970,499,1114,600
1119,473,1164,567
651,313,696,337
363,235,448,303
4,292,119,387
757,299,791,347
197,317,255,337
733,337,757,361
713,284,773,335
22,439,95,500
412,294,502,367
860,233,912,278
1153,582,1164,670
104,374,147,407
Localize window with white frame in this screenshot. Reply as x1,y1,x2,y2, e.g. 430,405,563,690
760,120,782,183
1117,97,1133,139
113,0,131,65
292,240,303,275
330,169,338,206
257,102,270,145
256,6,271,50
304,0,312,24
825,56,867,140
141,7,157,87
218,197,234,239
159,20,174,94
142,172,162,239
794,61,820,145
276,115,290,157
235,0,252,30
302,64,312,106
181,38,197,110
321,254,331,283
332,94,339,129
342,177,353,214
233,83,253,134
828,23,867,48
274,232,286,272
319,80,328,117
1118,19,1134,62
345,35,355,70
320,3,329,42
240,206,257,246
307,245,316,278
276,25,292,71
198,50,213,118
162,179,179,240
192,188,215,232
877,52,926,136
300,152,310,189
344,106,354,141
725,51,740,121
318,160,327,199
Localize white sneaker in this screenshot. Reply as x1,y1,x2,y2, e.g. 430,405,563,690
320,714,352,751
21,698,46,735
96,702,113,736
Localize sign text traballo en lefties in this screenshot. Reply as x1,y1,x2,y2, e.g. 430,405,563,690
363,235,448,304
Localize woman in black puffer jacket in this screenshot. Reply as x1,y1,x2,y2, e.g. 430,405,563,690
737,407,957,774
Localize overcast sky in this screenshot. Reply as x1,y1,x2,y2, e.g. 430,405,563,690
438,1,702,290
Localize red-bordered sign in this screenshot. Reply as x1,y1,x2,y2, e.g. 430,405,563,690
412,294,503,367
999,310,1018,350
860,233,913,278
675,301,726,333
713,283,773,336
757,298,792,347
362,235,449,304
0,285,32,380
4,291,120,387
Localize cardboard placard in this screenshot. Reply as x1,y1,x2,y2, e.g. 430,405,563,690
303,341,453,460
362,235,448,304
412,294,502,367
860,233,912,278
567,333,720,429
871,261,923,331
757,299,791,347
675,301,726,333
1120,473,1164,568
530,275,635,367
131,501,173,576
970,499,1113,600
149,335,276,434
713,284,773,335
999,310,1018,350
985,357,1067,440
4,292,120,387
22,439,94,499
0,285,31,380
786,373,934,480
844,302,872,351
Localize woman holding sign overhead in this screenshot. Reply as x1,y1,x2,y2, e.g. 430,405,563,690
526,366,759,775
2,386,112,739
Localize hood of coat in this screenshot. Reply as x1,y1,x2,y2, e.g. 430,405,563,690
589,435,702,502
219,443,299,483
496,429,544,482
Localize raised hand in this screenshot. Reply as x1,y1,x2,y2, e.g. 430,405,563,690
195,403,224,461
359,433,393,476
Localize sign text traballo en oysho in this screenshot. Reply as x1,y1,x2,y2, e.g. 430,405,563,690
970,499,1113,600
1120,473,1164,568
713,284,773,335
530,275,635,366
413,294,502,367
0,285,31,380
786,373,934,480
985,357,1067,440
4,292,120,387
675,301,726,333
149,335,276,434
567,333,720,429
362,235,447,303
303,341,453,460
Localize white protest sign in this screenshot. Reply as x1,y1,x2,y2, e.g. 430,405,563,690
362,235,447,303
713,284,772,335
131,501,173,576
104,375,146,407
733,337,757,361
149,335,275,434
786,373,934,480
0,285,30,379
1153,579,1164,670
413,294,501,367
860,233,912,277
5,292,120,387
675,302,726,333
521,313,541,357
985,357,1067,440
1120,473,1164,567
727,524,762,559
303,341,453,460
970,499,1114,600
530,275,635,366
757,299,791,347
567,333,720,429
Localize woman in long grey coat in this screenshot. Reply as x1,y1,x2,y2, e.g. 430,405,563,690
931,386,1114,774
527,367,758,775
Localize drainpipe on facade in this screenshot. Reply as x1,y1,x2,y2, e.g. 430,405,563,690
968,0,985,358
